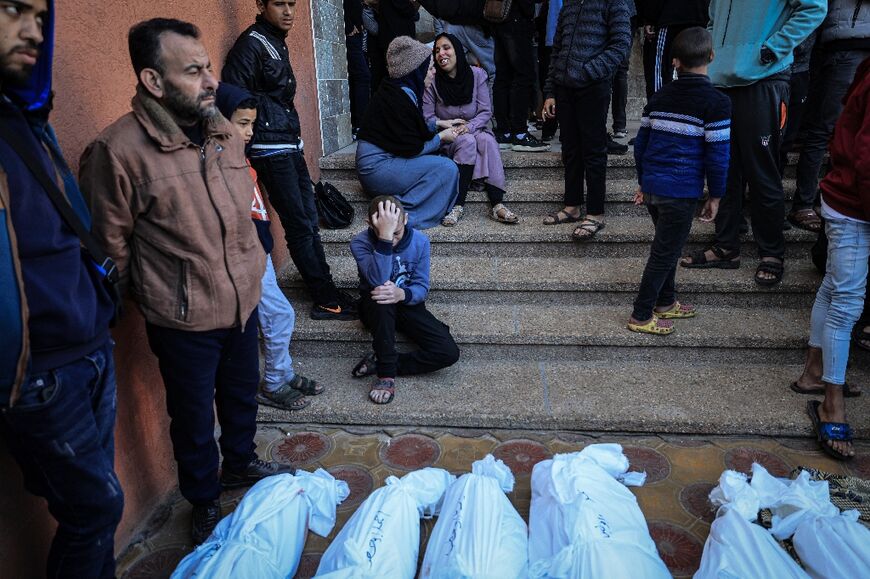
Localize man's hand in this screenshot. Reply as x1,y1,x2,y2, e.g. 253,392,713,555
633,188,644,205
699,197,720,223
370,199,401,241
542,98,556,120
371,281,405,304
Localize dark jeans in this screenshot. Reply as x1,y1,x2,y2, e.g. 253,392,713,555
146,313,259,505
557,81,610,214
792,48,870,211
0,339,123,579
779,69,810,175
359,295,460,379
715,78,790,259
611,34,633,133
632,195,699,321
346,32,371,131
252,152,340,306
493,18,537,134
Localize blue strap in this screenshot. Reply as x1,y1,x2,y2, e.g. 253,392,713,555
820,422,853,442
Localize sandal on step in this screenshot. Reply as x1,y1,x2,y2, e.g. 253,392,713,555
441,205,464,227
627,316,675,335
680,246,740,269
852,324,870,352
807,400,854,461
369,378,395,405
571,218,605,242
543,210,580,225
352,352,377,378
656,302,696,319
788,208,822,233
755,259,784,287
490,203,519,224
288,374,324,396
789,381,862,398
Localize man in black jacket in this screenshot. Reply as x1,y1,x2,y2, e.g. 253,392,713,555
223,0,357,320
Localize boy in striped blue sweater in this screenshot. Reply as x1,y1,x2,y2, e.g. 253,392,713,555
628,27,731,335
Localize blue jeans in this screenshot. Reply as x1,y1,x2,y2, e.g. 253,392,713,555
259,254,296,392
0,339,123,579
809,212,870,385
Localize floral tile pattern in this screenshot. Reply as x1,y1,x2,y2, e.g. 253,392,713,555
118,426,860,579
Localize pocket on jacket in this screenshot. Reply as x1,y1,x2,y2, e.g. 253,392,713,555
132,236,192,324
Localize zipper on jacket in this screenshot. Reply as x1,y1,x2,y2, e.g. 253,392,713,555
853,1,863,28
177,259,189,321
721,0,733,46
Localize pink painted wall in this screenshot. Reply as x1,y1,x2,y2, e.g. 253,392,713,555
0,1,322,575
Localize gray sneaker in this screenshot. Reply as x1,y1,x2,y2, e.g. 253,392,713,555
256,382,310,411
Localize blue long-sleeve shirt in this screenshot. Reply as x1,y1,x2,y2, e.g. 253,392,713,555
634,72,731,199
350,226,431,305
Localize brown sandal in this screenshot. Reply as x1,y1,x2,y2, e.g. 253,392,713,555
543,210,580,225
571,218,605,241
787,208,822,233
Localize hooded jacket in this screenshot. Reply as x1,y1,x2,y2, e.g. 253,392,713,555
706,0,827,88
80,88,265,332
818,0,870,49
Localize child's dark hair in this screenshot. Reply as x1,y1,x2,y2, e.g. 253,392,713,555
671,27,713,69
237,97,259,111
367,195,405,220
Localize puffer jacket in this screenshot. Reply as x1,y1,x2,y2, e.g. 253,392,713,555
222,15,301,145
819,0,870,47
0,166,29,406
543,0,632,96
80,88,265,332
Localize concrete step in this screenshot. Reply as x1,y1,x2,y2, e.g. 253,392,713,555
280,256,821,308
258,356,870,438
318,210,817,258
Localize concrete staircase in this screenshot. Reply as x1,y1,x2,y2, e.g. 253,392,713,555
261,145,870,438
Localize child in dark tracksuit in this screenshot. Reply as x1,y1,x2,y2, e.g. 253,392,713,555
350,196,460,403
628,27,731,335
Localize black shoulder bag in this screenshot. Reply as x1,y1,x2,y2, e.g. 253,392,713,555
314,180,355,229
0,124,123,326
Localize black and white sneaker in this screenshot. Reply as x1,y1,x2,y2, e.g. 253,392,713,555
511,133,551,152
496,132,513,150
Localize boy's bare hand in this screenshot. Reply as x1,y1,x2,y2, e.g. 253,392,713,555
371,280,405,304
699,197,720,223
542,98,556,120
371,200,401,241
633,188,644,205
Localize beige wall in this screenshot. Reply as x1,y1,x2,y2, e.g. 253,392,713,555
0,1,322,575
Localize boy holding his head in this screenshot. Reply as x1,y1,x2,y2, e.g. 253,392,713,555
627,27,731,335
350,197,460,404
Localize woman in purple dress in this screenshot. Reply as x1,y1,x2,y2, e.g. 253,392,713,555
423,33,519,227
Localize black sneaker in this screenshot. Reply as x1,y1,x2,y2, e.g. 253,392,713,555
496,132,513,150
606,137,629,155
191,500,221,545
220,458,296,490
310,299,358,321
511,133,551,152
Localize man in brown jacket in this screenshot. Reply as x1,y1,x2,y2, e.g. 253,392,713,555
80,18,293,544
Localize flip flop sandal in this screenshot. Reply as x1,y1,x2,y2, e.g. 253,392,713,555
806,400,854,461
681,246,741,269
289,374,324,396
627,316,675,335
852,325,870,352
255,388,310,412
543,210,581,225
787,208,822,233
755,259,784,287
490,203,519,224
789,381,862,398
352,352,377,378
656,301,696,319
369,378,395,405
571,218,605,242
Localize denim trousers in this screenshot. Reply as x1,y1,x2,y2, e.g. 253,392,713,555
259,254,296,392
146,313,259,505
632,195,699,321
808,212,870,385
0,339,123,579
251,152,340,307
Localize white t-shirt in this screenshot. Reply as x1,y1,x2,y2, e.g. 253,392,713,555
820,197,870,224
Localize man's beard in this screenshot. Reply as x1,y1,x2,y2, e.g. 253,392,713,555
163,80,218,125
0,55,35,87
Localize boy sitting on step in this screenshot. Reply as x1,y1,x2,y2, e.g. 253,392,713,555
350,196,460,403
627,27,731,335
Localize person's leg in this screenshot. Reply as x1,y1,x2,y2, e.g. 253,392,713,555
611,35,632,135
395,303,460,375
793,49,870,211
711,87,747,257
492,27,513,135
258,254,296,392
346,32,371,132
780,69,810,174
505,19,537,136
358,294,399,379
252,153,342,308
555,85,583,216
0,340,124,579
653,25,669,94
145,323,224,505
578,80,612,218
653,198,699,311
642,28,657,99
450,134,478,207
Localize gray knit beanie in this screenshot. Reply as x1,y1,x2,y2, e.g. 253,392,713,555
386,36,432,79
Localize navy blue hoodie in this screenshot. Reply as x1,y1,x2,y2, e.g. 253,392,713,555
0,0,113,389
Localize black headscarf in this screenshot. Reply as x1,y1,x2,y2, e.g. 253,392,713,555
387,56,432,111
434,33,474,107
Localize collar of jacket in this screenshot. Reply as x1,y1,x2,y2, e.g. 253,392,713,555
255,14,289,40
131,85,233,152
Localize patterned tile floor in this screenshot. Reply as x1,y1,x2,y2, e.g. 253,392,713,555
117,426,870,578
